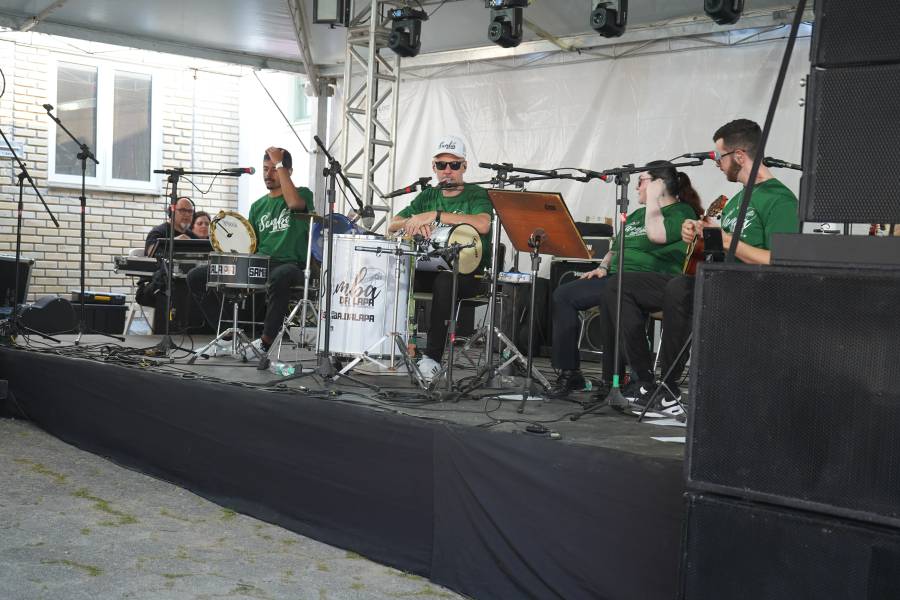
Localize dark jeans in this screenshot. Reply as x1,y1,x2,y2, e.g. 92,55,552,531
415,270,485,363
600,272,694,386
551,276,618,378
187,261,303,341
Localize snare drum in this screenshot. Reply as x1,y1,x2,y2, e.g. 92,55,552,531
318,234,411,357
208,253,270,290
416,223,483,275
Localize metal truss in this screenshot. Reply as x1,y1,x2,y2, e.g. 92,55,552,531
338,0,402,230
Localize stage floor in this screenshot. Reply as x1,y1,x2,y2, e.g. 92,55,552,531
1,333,688,600
36,333,687,460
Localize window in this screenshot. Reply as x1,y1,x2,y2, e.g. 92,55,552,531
48,59,161,194
294,77,311,122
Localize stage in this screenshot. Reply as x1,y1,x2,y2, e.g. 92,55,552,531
0,335,686,600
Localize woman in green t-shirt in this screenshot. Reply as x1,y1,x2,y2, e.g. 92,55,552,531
547,161,702,399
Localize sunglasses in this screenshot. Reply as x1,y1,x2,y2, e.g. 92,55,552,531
433,160,464,171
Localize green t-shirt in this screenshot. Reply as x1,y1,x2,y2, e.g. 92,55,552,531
608,202,697,274
397,184,493,270
248,187,315,263
719,178,799,250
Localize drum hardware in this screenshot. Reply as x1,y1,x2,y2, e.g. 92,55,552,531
187,289,265,364
188,254,269,363
415,224,483,275
260,213,320,375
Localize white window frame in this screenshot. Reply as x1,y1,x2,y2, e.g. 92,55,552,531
47,57,163,195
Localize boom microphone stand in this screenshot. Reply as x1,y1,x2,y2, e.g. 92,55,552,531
572,159,702,421
634,0,808,422
42,104,123,344
0,126,60,342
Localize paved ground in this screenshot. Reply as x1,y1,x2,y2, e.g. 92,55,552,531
0,418,466,600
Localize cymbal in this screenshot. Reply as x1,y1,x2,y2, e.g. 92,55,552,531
291,211,324,222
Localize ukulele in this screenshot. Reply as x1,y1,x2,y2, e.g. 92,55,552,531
682,195,728,275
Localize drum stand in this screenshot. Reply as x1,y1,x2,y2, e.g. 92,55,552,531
426,243,473,401
258,213,319,372
189,290,264,363
336,241,429,390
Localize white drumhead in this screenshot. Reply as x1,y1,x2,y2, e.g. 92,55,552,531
210,211,257,254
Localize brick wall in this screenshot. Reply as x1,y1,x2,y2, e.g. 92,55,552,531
0,38,242,303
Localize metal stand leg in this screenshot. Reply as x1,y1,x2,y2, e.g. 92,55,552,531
188,293,264,364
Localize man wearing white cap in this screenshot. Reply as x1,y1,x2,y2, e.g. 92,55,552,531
388,135,493,381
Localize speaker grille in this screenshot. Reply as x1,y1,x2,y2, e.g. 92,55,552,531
687,265,900,527
813,0,900,67
801,64,900,223
683,493,900,600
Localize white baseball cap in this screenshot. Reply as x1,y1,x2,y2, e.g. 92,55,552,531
434,135,467,160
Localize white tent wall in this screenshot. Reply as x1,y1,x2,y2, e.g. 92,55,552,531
385,36,810,272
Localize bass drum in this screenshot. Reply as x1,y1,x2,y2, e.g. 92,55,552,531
317,234,411,358
416,223,483,275
210,211,257,254
581,309,604,353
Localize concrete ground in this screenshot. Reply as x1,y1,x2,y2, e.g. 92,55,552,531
0,418,466,600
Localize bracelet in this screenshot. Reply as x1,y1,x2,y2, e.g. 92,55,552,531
435,209,442,224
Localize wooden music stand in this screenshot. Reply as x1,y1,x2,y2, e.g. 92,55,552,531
487,190,589,410
488,190,591,258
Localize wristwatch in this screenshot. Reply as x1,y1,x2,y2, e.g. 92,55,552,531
275,161,285,169
435,209,443,224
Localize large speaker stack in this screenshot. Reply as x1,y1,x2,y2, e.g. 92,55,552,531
682,4,900,598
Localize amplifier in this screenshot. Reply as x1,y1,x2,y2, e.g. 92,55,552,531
771,233,900,270
0,254,34,308
71,290,127,305
688,264,900,528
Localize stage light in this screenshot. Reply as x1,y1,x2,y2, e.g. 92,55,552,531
485,0,528,49
590,1,628,38
704,0,744,25
388,7,429,58
313,0,350,26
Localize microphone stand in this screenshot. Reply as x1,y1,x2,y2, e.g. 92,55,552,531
517,230,545,413
0,126,60,343
150,167,243,358
571,159,702,420
42,104,123,344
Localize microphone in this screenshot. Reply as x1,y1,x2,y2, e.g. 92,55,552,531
359,204,376,230
221,167,256,175
763,157,802,171
384,176,432,199
681,151,722,161
42,103,54,112
529,228,547,247
576,168,612,182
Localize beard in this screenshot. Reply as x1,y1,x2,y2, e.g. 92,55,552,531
724,160,741,183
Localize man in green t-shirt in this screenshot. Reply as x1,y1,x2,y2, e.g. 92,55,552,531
188,147,313,359
617,119,799,416
388,135,493,381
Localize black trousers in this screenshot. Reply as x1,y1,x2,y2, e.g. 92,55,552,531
415,270,485,363
187,261,303,341
550,276,624,381
600,272,694,386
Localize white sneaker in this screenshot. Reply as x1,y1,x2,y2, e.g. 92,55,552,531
241,338,266,361
416,356,440,382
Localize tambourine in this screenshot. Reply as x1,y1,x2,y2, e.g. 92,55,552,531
210,210,257,254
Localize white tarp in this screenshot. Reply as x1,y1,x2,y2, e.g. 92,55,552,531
388,37,810,260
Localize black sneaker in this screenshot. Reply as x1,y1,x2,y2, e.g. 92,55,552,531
545,369,587,399
622,380,655,403
632,383,684,418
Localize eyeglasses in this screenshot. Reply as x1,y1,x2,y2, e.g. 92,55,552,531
715,150,739,164
175,208,194,214
433,161,464,171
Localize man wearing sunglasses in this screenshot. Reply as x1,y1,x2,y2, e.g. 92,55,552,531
388,135,492,381
603,119,798,416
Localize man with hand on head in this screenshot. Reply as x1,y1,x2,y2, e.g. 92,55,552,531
188,147,314,359
388,135,493,382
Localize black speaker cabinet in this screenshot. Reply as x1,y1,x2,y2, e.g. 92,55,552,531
682,493,900,600
800,0,900,223
687,264,900,528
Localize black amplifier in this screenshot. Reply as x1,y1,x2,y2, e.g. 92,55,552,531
70,290,127,305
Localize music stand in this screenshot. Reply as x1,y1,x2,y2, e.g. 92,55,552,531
488,190,591,410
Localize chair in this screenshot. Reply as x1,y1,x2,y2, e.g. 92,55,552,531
122,247,153,335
